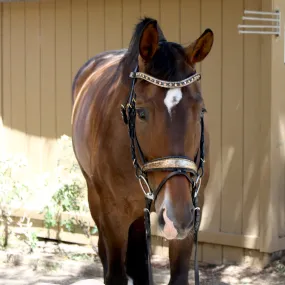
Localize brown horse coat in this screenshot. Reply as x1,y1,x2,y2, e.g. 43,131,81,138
72,17,213,285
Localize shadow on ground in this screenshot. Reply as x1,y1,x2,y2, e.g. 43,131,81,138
1,240,285,285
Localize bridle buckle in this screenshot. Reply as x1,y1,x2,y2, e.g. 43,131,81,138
138,175,154,200
193,175,202,199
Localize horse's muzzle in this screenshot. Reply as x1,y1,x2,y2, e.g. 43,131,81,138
157,202,195,240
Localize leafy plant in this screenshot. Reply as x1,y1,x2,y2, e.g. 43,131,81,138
0,135,98,252
41,135,97,239
0,154,31,248
16,214,38,253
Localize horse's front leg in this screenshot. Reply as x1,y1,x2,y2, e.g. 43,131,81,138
168,235,194,285
125,215,149,285
101,208,132,285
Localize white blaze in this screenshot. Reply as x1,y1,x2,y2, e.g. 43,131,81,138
127,276,134,285
163,88,183,117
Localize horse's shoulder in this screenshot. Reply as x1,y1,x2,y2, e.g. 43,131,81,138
72,49,127,104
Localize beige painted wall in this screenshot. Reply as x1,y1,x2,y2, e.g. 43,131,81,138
0,0,283,261
266,0,285,253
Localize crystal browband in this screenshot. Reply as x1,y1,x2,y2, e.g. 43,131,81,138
142,158,198,173
129,71,201,88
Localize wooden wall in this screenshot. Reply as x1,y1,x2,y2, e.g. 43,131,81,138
0,0,278,263
270,0,285,253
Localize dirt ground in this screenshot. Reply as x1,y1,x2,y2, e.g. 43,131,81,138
1,238,285,285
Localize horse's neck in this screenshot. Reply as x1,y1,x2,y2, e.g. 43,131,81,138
103,70,139,179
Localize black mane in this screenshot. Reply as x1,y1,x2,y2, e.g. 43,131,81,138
120,17,191,82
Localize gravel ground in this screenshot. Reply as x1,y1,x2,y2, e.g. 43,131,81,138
1,239,285,285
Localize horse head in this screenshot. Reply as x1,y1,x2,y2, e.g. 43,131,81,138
122,18,213,241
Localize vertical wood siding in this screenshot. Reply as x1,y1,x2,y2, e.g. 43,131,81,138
271,0,285,245
0,0,269,260
200,0,223,261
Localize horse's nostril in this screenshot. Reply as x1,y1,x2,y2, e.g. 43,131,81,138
178,208,195,230
158,208,166,227
158,206,195,235
160,207,178,240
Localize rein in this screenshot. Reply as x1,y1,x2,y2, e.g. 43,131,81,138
121,65,205,285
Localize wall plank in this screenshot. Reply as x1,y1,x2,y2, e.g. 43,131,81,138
25,2,41,174
243,0,262,237
270,0,285,243
199,0,222,233
105,0,122,50
87,0,105,57
2,3,11,154
122,0,140,48
140,0,160,21
40,0,56,140
160,0,180,43
40,0,57,173
180,0,201,72
259,0,273,252
55,0,72,137
221,0,244,234
10,2,27,155
0,4,3,152
25,2,40,137
71,0,88,80
223,246,244,265
202,244,222,265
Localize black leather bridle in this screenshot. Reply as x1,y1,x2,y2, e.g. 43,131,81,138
120,64,206,285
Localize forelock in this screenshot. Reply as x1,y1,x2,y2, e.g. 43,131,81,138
145,42,190,82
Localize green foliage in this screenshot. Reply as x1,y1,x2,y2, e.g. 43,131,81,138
41,135,97,238
17,215,38,253
43,207,57,229
0,154,30,212
0,154,32,248
0,134,97,253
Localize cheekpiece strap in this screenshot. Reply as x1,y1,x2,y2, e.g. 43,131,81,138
129,71,201,88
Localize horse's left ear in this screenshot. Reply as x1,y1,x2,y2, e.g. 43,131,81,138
185,28,214,66
139,20,159,62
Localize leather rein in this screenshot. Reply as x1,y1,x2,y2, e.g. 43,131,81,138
120,65,206,285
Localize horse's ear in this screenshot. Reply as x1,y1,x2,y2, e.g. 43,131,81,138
185,28,214,66
139,20,159,62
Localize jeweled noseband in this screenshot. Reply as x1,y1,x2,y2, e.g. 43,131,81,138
121,65,205,285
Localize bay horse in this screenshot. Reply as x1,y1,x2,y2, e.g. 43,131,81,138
71,17,213,285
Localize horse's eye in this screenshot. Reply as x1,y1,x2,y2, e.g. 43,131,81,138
136,108,147,121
